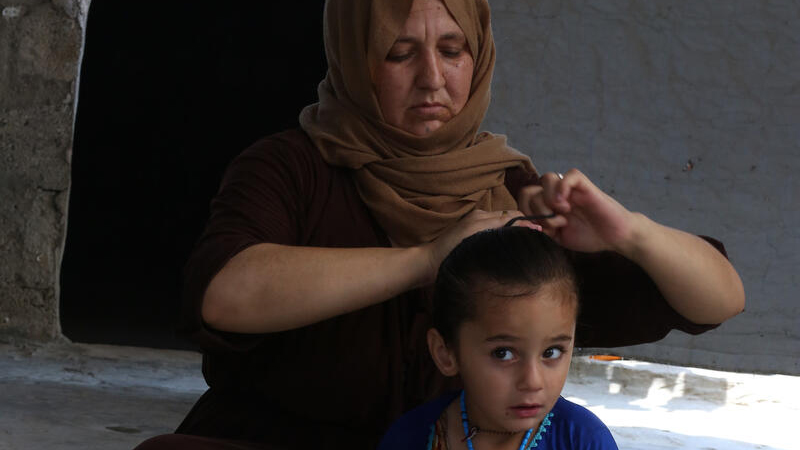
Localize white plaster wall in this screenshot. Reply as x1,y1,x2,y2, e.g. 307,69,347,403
484,0,799,374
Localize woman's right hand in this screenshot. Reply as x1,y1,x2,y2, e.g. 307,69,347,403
420,209,524,284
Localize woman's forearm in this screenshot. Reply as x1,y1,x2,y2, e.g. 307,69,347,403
201,209,527,334
201,243,432,333
618,213,745,324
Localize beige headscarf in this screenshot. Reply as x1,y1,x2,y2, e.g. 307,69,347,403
299,0,537,246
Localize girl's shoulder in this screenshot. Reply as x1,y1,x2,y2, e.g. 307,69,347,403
378,391,460,450
551,396,606,424
546,397,619,449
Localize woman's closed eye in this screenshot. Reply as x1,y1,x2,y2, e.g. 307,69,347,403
542,346,564,360
386,51,413,62
491,347,516,361
385,42,415,62
439,46,465,58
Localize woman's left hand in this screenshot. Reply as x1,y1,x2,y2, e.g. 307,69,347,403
516,169,637,254
516,168,745,324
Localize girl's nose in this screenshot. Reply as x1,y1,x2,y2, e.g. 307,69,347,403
416,51,446,91
517,361,544,392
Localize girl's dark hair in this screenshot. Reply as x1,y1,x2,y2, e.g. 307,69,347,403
432,226,578,345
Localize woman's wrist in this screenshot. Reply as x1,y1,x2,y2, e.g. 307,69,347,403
412,242,440,287
610,211,654,262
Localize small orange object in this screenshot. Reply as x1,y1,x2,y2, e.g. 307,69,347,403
590,355,622,361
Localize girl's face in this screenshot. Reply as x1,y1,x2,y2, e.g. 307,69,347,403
432,282,576,433
372,0,474,136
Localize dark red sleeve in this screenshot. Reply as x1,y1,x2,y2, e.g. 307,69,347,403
504,167,726,348
571,237,725,348
178,130,316,352
504,164,540,198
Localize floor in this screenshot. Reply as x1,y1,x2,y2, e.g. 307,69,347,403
0,340,797,450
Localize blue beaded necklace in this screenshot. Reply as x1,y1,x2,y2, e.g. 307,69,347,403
459,390,553,450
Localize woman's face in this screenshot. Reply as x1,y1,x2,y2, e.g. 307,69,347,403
373,0,474,136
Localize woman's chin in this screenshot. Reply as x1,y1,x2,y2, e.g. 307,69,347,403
405,119,446,136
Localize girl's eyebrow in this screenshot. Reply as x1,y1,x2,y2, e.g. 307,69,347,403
485,333,573,343
548,334,573,343
485,334,519,342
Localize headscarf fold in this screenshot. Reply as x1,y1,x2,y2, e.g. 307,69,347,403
300,0,537,246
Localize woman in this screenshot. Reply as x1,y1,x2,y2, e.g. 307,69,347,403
135,0,743,449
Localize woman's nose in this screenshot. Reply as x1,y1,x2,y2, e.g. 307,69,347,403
517,361,544,392
416,51,446,90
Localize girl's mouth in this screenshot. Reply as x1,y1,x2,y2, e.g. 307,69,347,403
509,404,542,418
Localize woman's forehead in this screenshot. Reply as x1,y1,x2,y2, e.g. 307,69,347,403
400,0,465,37
409,0,447,13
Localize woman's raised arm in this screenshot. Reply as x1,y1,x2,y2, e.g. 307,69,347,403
517,169,745,325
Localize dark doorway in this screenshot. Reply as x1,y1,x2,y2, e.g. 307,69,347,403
60,1,327,350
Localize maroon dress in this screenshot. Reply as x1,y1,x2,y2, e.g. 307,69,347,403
137,129,721,450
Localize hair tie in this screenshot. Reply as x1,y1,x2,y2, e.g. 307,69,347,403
503,214,555,228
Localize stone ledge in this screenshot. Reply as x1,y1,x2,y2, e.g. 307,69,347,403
568,354,799,408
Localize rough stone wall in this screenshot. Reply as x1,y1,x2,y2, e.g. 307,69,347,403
486,0,799,374
0,0,87,339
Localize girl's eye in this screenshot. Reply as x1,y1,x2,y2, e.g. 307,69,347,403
543,347,564,360
491,347,515,361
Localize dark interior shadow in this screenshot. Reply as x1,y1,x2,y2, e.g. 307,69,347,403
60,0,326,350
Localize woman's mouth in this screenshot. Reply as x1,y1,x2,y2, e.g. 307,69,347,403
410,103,449,119
509,404,543,418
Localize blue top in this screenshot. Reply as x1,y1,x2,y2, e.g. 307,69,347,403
378,392,618,450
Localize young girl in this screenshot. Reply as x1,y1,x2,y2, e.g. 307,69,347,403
379,224,618,449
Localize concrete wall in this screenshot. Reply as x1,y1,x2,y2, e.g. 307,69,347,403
485,0,799,374
0,0,87,339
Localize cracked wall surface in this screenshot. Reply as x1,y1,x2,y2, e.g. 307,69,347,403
0,0,86,339
485,0,799,374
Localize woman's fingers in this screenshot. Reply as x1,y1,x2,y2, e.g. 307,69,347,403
519,168,635,248
471,208,524,232
424,208,526,277
516,184,543,216
540,170,586,213
516,182,568,231
508,219,543,232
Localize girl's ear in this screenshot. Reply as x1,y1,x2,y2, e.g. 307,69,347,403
427,328,459,376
